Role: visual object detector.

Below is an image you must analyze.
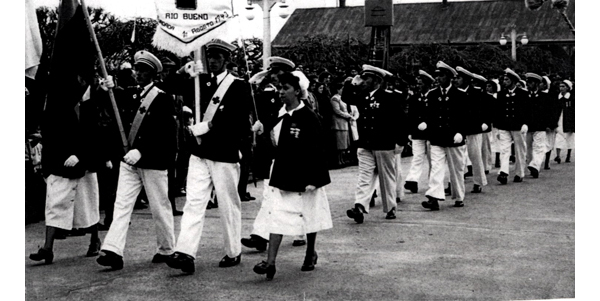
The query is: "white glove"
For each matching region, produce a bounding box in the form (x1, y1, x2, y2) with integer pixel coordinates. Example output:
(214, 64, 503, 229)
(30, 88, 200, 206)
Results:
(418, 122, 427, 131)
(521, 124, 528, 135)
(252, 120, 264, 135)
(184, 61, 203, 77)
(408, 135, 412, 141)
(481, 123, 488, 131)
(64, 155, 79, 167)
(123, 149, 142, 165)
(453, 133, 463, 144)
(351, 75, 363, 86)
(305, 185, 316, 192)
(191, 121, 210, 136)
(106, 161, 113, 169)
(99, 76, 115, 91)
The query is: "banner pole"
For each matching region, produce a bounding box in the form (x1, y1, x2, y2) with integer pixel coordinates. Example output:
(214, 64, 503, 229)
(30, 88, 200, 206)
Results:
(80, 0, 129, 154)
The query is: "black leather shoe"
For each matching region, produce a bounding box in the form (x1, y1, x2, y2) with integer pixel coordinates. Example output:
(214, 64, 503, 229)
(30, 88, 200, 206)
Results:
(485, 170, 489, 175)
(346, 204, 365, 224)
(396, 197, 401, 203)
(471, 184, 482, 193)
(404, 181, 418, 193)
(454, 201, 464, 207)
(385, 208, 396, 220)
(29, 248, 54, 264)
(219, 254, 241, 268)
(292, 240, 306, 247)
(565, 156, 571, 163)
(68, 228, 87, 237)
(444, 184, 451, 196)
(301, 251, 318, 272)
(166, 252, 195, 274)
(86, 238, 101, 257)
(254, 261, 276, 280)
(528, 166, 539, 178)
(544, 165, 551, 170)
(554, 156, 561, 164)
(513, 175, 523, 183)
(151, 253, 170, 263)
(96, 250, 123, 270)
(422, 197, 440, 211)
(241, 235, 268, 251)
(497, 172, 508, 185)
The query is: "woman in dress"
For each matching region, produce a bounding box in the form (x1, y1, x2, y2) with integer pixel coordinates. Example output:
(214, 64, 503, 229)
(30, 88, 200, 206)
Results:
(554, 80, 575, 163)
(253, 71, 333, 280)
(330, 83, 353, 166)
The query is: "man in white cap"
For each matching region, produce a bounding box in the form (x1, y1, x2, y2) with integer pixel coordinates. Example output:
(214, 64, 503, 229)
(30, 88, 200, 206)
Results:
(97, 50, 178, 270)
(420, 61, 468, 210)
(455, 66, 489, 193)
(541, 75, 561, 170)
(345, 64, 408, 222)
(166, 39, 252, 274)
(524, 73, 549, 178)
(403, 70, 435, 194)
(494, 68, 530, 184)
(471, 73, 494, 174)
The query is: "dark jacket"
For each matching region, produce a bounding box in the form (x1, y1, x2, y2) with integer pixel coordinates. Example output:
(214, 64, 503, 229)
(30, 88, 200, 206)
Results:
(462, 86, 492, 135)
(252, 85, 283, 179)
(527, 90, 551, 132)
(269, 105, 331, 192)
(424, 85, 468, 147)
(560, 91, 575, 133)
(406, 90, 430, 140)
(494, 87, 530, 131)
(188, 73, 252, 163)
(344, 87, 408, 150)
(541, 91, 562, 130)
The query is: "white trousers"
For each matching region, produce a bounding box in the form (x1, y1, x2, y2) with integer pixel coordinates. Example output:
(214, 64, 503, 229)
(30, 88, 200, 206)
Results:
(466, 134, 487, 186)
(395, 148, 404, 200)
(545, 130, 556, 153)
(175, 155, 242, 258)
(426, 145, 466, 201)
(354, 148, 397, 213)
(405, 139, 428, 183)
(497, 130, 527, 177)
(481, 132, 493, 171)
(102, 163, 175, 257)
(45, 172, 99, 230)
(527, 131, 547, 171)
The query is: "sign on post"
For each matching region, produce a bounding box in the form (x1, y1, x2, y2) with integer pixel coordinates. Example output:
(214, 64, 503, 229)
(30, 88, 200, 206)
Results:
(364, 0, 394, 27)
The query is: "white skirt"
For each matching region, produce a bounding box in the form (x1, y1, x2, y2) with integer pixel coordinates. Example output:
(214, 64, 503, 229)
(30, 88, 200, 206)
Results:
(555, 132, 575, 149)
(45, 172, 100, 230)
(264, 185, 333, 236)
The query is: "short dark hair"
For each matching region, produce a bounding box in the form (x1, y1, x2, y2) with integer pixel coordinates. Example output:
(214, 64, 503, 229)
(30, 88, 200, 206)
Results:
(278, 72, 301, 91)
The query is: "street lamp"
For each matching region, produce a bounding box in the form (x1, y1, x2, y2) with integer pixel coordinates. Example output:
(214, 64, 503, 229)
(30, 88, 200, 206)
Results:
(499, 25, 529, 61)
(245, 0, 290, 69)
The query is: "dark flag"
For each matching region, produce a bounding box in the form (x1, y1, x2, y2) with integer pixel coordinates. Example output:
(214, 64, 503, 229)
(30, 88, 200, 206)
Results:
(42, 0, 97, 179)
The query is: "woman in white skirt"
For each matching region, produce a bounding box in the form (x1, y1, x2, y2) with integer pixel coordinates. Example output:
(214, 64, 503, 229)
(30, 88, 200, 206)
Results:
(554, 80, 575, 163)
(253, 72, 332, 280)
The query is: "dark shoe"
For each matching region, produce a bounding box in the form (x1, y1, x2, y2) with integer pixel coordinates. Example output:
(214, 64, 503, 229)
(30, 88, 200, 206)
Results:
(166, 252, 195, 274)
(385, 208, 396, 220)
(172, 210, 183, 216)
(241, 235, 268, 252)
(497, 172, 508, 185)
(513, 175, 523, 183)
(554, 156, 561, 164)
(134, 200, 148, 210)
(96, 250, 123, 270)
(98, 223, 111, 231)
(544, 166, 551, 170)
(151, 253, 170, 263)
(510, 155, 515, 163)
(68, 228, 86, 237)
(404, 181, 418, 193)
(86, 238, 102, 257)
(301, 251, 318, 272)
(421, 197, 440, 211)
(346, 204, 365, 224)
(464, 166, 473, 178)
(565, 156, 571, 163)
(454, 201, 464, 207)
(245, 192, 256, 201)
(292, 240, 306, 247)
(253, 261, 276, 280)
(29, 248, 54, 264)
(471, 184, 482, 193)
(219, 254, 241, 268)
(485, 170, 489, 175)
(444, 184, 451, 196)
(396, 197, 401, 203)
(528, 166, 539, 178)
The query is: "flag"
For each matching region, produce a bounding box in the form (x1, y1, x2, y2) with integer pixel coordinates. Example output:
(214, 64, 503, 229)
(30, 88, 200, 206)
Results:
(25, 0, 43, 79)
(152, 0, 240, 56)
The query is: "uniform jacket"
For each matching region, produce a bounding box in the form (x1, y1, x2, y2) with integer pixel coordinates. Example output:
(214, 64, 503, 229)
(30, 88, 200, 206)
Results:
(462, 86, 492, 135)
(406, 90, 430, 140)
(344, 87, 408, 150)
(330, 94, 352, 130)
(424, 85, 468, 147)
(188, 73, 252, 163)
(269, 105, 331, 192)
(494, 87, 530, 131)
(541, 91, 562, 130)
(526, 90, 551, 132)
(560, 92, 575, 133)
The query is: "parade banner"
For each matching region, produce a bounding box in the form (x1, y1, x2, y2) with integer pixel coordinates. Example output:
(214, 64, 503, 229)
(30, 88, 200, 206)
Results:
(152, 0, 238, 56)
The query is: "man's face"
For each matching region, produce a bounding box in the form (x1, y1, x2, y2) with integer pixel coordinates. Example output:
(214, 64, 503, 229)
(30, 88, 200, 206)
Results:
(526, 80, 539, 92)
(435, 72, 450, 87)
(559, 83, 569, 94)
(486, 83, 495, 94)
(133, 63, 154, 86)
(456, 75, 467, 88)
(416, 78, 426, 93)
(297, 65, 304, 72)
(207, 51, 227, 74)
(350, 69, 358, 76)
(269, 70, 284, 86)
(502, 76, 513, 88)
(359, 75, 378, 92)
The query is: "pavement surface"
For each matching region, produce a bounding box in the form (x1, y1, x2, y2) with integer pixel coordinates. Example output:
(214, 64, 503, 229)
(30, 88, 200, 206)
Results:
(25, 154, 575, 301)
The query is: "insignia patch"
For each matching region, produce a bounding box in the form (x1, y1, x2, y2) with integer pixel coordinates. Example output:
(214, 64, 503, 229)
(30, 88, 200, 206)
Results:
(139, 106, 147, 114)
(212, 96, 220, 104)
(207, 82, 212, 87)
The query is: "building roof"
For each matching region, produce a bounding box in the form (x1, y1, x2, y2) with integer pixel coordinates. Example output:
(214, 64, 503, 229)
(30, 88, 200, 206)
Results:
(272, 0, 575, 48)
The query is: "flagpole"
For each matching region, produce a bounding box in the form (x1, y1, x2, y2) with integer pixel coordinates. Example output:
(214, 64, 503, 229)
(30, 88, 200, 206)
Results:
(80, 0, 129, 154)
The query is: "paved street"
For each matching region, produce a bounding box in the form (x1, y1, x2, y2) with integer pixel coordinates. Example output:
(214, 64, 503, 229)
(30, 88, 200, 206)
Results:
(25, 155, 575, 301)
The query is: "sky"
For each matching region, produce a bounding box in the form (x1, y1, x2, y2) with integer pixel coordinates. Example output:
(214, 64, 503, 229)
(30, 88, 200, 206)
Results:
(34, 0, 452, 40)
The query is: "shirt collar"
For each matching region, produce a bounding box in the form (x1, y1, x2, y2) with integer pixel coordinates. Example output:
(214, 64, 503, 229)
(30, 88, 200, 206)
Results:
(440, 84, 452, 94)
(278, 101, 305, 118)
(508, 86, 517, 93)
(457, 85, 469, 93)
(369, 88, 380, 98)
(559, 92, 571, 99)
(212, 71, 228, 85)
(141, 82, 154, 96)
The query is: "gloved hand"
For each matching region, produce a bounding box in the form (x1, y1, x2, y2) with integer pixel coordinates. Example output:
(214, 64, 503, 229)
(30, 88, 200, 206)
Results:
(481, 123, 488, 131)
(521, 124, 528, 135)
(191, 121, 210, 136)
(106, 161, 113, 169)
(305, 185, 316, 192)
(418, 122, 427, 131)
(184, 60, 203, 77)
(64, 155, 79, 167)
(99, 76, 115, 91)
(453, 133, 463, 144)
(252, 120, 264, 135)
(408, 135, 412, 141)
(123, 149, 142, 165)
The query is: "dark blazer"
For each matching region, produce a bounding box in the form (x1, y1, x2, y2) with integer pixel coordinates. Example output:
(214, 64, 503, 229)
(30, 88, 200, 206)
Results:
(188, 73, 252, 163)
(541, 91, 562, 130)
(527, 91, 551, 132)
(494, 87, 530, 131)
(560, 92, 575, 133)
(406, 90, 430, 140)
(345, 88, 408, 150)
(462, 86, 492, 135)
(269, 105, 331, 192)
(424, 85, 468, 147)
(252, 86, 283, 179)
